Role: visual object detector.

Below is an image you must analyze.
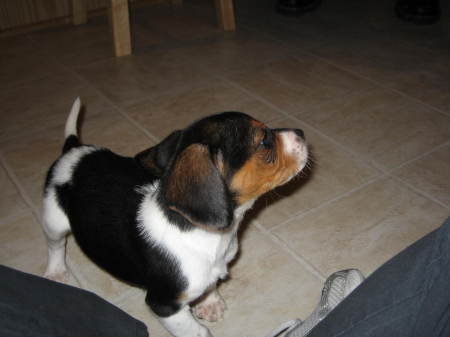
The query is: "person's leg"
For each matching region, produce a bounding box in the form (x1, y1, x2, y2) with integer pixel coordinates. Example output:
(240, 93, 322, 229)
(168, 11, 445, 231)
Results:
(307, 217, 450, 337)
(276, 0, 322, 16)
(396, 0, 441, 25)
(0, 265, 148, 337)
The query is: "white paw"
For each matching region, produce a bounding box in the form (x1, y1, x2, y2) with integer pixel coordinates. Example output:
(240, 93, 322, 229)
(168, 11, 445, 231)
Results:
(193, 292, 227, 322)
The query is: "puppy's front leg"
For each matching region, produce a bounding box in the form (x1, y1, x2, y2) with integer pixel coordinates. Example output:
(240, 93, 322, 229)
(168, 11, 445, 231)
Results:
(159, 306, 213, 337)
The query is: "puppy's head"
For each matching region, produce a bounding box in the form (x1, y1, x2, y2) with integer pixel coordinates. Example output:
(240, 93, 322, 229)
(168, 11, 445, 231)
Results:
(136, 112, 308, 231)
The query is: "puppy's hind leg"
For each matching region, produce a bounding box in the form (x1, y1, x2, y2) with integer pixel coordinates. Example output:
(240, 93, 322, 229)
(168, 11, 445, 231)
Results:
(42, 187, 71, 283)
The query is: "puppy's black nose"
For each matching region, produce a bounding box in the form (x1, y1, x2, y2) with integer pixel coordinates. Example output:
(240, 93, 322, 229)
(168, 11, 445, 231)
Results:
(294, 129, 305, 140)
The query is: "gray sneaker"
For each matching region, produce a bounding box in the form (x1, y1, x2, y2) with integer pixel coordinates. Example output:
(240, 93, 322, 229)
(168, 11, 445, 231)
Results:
(265, 269, 365, 337)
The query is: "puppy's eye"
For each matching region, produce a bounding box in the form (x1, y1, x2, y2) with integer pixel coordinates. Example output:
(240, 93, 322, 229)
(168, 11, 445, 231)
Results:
(259, 130, 273, 149)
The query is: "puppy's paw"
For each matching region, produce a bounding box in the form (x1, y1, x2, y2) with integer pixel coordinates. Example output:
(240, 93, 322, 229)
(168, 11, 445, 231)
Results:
(193, 291, 226, 322)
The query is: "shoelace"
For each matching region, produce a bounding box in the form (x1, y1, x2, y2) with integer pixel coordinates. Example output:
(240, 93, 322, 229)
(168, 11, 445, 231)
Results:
(259, 269, 365, 337)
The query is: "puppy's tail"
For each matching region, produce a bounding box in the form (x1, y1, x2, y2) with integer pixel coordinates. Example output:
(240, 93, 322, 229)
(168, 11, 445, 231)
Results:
(63, 97, 82, 153)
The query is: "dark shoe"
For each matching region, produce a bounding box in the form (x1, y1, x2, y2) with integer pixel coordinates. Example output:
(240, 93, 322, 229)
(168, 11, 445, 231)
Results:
(396, 0, 441, 24)
(276, 0, 322, 16)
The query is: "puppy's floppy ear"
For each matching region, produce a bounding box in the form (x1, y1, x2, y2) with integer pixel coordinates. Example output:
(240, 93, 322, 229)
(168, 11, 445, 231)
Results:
(135, 130, 182, 177)
(162, 144, 233, 230)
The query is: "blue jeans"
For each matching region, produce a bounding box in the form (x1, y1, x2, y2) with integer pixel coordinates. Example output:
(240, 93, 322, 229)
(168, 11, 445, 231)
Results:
(308, 217, 450, 337)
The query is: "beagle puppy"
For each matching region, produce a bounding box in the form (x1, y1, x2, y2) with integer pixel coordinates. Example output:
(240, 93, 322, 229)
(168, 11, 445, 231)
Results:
(42, 98, 308, 337)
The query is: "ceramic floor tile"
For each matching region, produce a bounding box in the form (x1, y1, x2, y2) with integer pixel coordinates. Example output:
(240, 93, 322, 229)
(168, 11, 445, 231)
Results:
(0, 165, 29, 220)
(273, 177, 450, 277)
(30, 15, 167, 69)
(29, 22, 115, 68)
(227, 56, 375, 115)
(0, 108, 154, 211)
(0, 35, 35, 56)
(115, 289, 172, 337)
(76, 50, 210, 107)
(207, 225, 322, 337)
(125, 82, 282, 139)
(392, 144, 450, 207)
(310, 36, 450, 112)
(0, 129, 62, 214)
(308, 34, 447, 87)
(0, 35, 66, 89)
(80, 109, 156, 157)
(239, 7, 340, 51)
(0, 74, 113, 142)
(388, 61, 450, 114)
(297, 87, 450, 170)
(248, 117, 380, 229)
(0, 212, 47, 277)
(172, 30, 295, 75)
(135, 5, 221, 41)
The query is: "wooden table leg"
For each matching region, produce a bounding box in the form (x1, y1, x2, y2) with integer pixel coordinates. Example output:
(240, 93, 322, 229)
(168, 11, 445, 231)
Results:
(215, 0, 235, 31)
(71, 0, 87, 25)
(109, 0, 132, 57)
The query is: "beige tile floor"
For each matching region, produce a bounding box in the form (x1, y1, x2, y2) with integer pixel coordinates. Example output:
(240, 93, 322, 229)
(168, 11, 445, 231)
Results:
(1, 1, 449, 336)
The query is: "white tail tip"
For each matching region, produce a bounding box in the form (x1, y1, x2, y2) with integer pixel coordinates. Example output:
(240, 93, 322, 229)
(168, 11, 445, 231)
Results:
(65, 97, 81, 139)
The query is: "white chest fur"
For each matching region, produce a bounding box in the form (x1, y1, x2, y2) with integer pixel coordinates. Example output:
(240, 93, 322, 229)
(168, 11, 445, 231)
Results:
(137, 184, 253, 304)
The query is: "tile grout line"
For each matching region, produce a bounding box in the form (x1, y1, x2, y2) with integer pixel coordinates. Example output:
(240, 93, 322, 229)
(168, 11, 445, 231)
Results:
(299, 51, 450, 118)
(386, 140, 450, 174)
(240, 21, 450, 118)
(268, 139, 450, 230)
(218, 76, 450, 215)
(56, 65, 162, 144)
(217, 74, 388, 174)
(253, 220, 326, 282)
(268, 174, 387, 232)
(0, 209, 32, 226)
(0, 153, 42, 225)
(389, 174, 450, 211)
(26, 30, 163, 144)
(284, 113, 388, 174)
(65, 257, 84, 289)
(111, 287, 144, 306)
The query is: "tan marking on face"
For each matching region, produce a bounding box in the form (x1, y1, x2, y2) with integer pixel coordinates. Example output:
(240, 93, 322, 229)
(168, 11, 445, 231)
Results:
(251, 120, 266, 129)
(230, 132, 300, 204)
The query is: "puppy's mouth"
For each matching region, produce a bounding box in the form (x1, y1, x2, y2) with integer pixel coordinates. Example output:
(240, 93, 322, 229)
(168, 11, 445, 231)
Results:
(278, 130, 309, 182)
(293, 141, 309, 177)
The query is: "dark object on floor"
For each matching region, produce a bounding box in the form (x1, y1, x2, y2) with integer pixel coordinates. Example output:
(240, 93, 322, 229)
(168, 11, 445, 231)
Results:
(396, 0, 441, 24)
(276, 0, 322, 16)
(0, 265, 148, 337)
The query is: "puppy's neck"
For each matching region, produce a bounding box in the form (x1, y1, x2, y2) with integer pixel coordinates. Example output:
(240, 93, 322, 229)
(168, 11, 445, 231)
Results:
(137, 182, 254, 235)
(233, 199, 255, 226)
